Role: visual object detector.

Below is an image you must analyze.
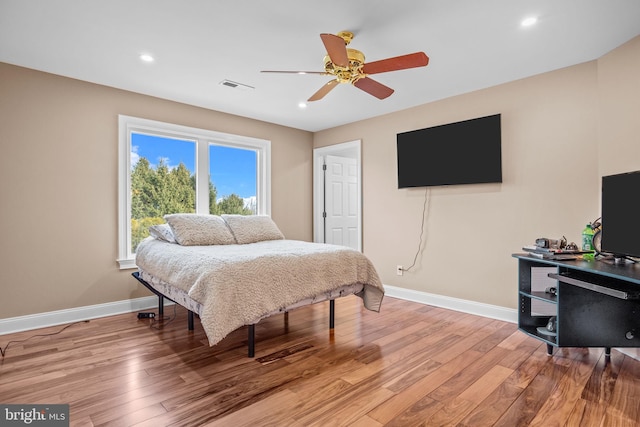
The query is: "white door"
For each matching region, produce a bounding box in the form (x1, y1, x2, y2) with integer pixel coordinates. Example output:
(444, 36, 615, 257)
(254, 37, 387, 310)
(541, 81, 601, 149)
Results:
(324, 155, 359, 250)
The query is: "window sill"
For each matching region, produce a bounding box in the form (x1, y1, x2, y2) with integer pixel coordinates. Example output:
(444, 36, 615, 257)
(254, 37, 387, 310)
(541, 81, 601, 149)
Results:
(117, 258, 138, 270)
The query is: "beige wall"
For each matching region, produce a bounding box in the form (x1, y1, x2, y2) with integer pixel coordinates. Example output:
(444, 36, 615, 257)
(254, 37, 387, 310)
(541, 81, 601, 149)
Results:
(0, 63, 313, 318)
(597, 36, 640, 177)
(314, 36, 640, 309)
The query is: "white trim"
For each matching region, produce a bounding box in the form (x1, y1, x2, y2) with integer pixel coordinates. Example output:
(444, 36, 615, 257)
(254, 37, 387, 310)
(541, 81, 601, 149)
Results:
(117, 258, 138, 270)
(117, 115, 133, 268)
(0, 288, 514, 337)
(117, 115, 271, 269)
(383, 284, 518, 323)
(313, 154, 325, 243)
(313, 140, 362, 251)
(5, 291, 638, 361)
(0, 296, 170, 335)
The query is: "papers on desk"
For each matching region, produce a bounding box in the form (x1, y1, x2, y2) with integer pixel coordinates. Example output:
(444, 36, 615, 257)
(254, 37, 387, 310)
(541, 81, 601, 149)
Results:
(522, 246, 581, 260)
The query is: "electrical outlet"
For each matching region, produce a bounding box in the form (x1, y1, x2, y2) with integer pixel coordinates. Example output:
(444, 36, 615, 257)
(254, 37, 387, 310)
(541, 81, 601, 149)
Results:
(137, 312, 155, 319)
(396, 265, 403, 276)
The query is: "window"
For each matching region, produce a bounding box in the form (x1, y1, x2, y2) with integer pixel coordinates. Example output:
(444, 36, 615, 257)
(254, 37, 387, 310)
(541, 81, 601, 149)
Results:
(118, 115, 271, 269)
(209, 144, 258, 215)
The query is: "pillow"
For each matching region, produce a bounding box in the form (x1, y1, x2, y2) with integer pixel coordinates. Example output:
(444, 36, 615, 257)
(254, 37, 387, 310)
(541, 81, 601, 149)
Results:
(148, 223, 176, 243)
(164, 214, 236, 246)
(222, 215, 285, 244)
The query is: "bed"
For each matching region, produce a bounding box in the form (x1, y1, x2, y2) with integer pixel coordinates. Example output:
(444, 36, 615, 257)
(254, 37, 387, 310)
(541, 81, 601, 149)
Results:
(133, 213, 385, 357)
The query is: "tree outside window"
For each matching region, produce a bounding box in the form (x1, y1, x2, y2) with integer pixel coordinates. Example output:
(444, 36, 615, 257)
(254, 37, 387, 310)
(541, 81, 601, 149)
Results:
(118, 115, 271, 268)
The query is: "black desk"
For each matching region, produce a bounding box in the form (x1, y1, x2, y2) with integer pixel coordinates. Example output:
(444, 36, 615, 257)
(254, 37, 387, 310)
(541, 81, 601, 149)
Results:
(513, 254, 640, 356)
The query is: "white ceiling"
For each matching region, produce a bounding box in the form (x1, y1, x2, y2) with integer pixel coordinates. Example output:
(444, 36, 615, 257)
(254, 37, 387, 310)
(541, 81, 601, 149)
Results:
(1, 0, 639, 132)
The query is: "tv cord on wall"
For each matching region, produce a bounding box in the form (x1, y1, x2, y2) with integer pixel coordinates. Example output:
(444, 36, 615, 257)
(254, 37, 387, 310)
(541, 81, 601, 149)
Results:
(0, 320, 89, 358)
(403, 187, 431, 273)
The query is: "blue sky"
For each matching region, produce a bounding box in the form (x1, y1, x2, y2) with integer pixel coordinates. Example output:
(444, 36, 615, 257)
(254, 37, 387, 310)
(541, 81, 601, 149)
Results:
(131, 133, 256, 198)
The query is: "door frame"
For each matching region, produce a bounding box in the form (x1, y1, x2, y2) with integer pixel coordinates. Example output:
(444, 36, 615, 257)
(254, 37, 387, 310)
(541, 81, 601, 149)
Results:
(313, 140, 362, 252)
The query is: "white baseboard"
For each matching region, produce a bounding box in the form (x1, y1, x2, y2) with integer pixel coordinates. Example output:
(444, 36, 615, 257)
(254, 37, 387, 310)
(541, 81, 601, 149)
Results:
(1, 286, 515, 336)
(1, 287, 516, 336)
(5, 288, 636, 361)
(0, 296, 167, 335)
(383, 284, 518, 324)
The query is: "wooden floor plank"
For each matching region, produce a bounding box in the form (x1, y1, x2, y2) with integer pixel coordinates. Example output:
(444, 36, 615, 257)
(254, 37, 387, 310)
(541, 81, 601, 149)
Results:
(492, 355, 571, 427)
(457, 364, 514, 404)
(605, 352, 640, 423)
(203, 389, 301, 427)
(457, 381, 526, 427)
(0, 296, 638, 426)
(527, 347, 603, 427)
(366, 347, 487, 424)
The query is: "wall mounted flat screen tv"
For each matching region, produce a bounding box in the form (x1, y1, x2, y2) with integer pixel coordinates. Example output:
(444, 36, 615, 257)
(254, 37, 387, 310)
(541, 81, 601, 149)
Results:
(600, 170, 640, 260)
(397, 114, 502, 188)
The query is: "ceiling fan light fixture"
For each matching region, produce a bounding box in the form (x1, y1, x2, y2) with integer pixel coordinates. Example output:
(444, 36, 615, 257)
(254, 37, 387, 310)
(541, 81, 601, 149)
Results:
(263, 30, 429, 101)
(322, 48, 365, 84)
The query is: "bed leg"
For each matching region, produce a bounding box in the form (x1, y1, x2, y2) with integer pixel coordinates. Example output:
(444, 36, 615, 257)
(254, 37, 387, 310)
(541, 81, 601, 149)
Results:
(188, 311, 194, 330)
(158, 295, 164, 318)
(248, 324, 255, 358)
(329, 299, 335, 329)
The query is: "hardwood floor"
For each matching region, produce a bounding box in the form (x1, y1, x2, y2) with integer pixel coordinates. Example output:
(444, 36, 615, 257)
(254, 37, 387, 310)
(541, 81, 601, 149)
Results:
(1, 296, 639, 426)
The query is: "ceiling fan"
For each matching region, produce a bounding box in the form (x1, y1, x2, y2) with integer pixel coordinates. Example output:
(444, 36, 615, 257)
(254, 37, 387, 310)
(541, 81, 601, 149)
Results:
(261, 31, 429, 101)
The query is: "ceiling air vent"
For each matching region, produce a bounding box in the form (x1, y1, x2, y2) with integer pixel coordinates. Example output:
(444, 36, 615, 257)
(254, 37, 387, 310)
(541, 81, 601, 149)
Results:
(219, 79, 254, 91)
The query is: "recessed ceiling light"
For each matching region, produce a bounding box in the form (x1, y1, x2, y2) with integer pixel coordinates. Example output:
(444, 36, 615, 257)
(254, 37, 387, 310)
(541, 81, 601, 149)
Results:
(298, 102, 307, 109)
(521, 16, 538, 27)
(139, 53, 155, 63)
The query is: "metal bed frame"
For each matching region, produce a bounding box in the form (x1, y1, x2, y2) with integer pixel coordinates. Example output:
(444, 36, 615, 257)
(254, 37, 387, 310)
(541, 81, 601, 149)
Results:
(132, 271, 335, 357)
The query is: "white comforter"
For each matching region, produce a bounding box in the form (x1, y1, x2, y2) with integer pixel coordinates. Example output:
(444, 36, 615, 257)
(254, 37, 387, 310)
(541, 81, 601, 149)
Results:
(135, 238, 384, 346)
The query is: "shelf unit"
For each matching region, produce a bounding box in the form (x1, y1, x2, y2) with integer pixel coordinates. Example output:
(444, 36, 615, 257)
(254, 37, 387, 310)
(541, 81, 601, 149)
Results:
(514, 254, 640, 356)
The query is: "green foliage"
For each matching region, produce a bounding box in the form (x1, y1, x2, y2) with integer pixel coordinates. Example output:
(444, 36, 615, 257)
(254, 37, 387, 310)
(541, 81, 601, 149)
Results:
(209, 180, 220, 215)
(130, 156, 253, 251)
(218, 193, 253, 215)
(131, 216, 164, 252)
(131, 157, 196, 219)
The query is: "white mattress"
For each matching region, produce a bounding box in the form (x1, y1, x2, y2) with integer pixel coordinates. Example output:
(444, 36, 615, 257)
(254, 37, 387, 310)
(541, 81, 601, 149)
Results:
(139, 269, 364, 321)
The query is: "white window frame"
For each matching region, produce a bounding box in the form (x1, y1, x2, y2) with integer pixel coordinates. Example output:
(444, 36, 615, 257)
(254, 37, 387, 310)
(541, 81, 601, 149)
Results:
(117, 115, 271, 269)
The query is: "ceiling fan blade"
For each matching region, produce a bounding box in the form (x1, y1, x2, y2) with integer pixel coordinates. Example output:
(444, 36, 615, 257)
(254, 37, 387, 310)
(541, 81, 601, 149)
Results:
(261, 70, 327, 75)
(362, 52, 429, 75)
(353, 77, 394, 99)
(320, 33, 349, 68)
(308, 80, 340, 101)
